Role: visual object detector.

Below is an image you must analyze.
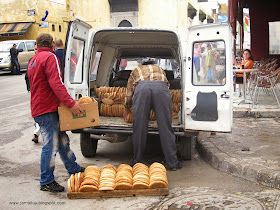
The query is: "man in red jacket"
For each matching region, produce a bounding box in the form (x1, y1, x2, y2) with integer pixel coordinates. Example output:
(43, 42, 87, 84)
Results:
(28, 33, 85, 192)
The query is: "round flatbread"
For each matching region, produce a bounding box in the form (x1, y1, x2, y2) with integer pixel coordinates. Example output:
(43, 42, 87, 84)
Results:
(78, 96, 92, 104)
(79, 185, 98, 192)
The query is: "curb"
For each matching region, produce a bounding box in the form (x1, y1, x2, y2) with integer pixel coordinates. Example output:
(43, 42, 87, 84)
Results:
(233, 108, 280, 118)
(196, 132, 280, 189)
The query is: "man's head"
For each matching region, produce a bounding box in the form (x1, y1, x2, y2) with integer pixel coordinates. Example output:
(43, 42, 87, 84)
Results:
(55, 39, 64, 49)
(141, 57, 156, 65)
(34, 43, 38, 54)
(12, 44, 16, 49)
(36, 33, 53, 49)
(207, 44, 212, 49)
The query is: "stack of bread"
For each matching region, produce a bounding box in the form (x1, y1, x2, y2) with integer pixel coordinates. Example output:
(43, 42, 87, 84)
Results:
(68, 163, 168, 193)
(132, 163, 150, 189)
(99, 164, 117, 191)
(68, 172, 84, 192)
(149, 162, 168, 189)
(170, 89, 181, 119)
(114, 164, 133, 190)
(79, 166, 100, 192)
(94, 86, 126, 103)
(95, 86, 181, 122)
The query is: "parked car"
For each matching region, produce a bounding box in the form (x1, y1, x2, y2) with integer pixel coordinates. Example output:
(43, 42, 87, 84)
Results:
(0, 40, 36, 73)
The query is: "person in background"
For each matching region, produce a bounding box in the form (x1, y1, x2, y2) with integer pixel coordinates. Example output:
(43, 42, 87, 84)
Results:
(27, 33, 85, 192)
(235, 49, 254, 83)
(10, 44, 21, 75)
(200, 46, 207, 78)
(205, 44, 216, 83)
(25, 43, 40, 143)
(54, 39, 65, 79)
(193, 43, 201, 81)
(123, 57, 182, 171)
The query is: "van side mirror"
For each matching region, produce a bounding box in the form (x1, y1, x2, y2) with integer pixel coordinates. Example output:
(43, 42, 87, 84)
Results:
(18, 49, 23, 52)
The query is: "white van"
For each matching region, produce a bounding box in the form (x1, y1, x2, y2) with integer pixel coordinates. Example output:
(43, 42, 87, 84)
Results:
(63, 19, 233, 159)
(0, 40, 36, 73)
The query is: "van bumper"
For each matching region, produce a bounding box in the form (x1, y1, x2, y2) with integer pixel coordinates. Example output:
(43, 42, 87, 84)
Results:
(80, 127, 198, 137)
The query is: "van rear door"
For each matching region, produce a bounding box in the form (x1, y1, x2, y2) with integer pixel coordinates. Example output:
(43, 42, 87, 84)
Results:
(64, 19, 92, 99)
(183, 23, 233, 132)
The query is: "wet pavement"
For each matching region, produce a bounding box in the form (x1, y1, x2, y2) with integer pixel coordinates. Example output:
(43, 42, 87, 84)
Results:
(1, 73, 280, 209)
(197, 86, 280, 192)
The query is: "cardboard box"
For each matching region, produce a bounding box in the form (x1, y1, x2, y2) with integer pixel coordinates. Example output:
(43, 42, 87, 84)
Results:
(58, 98, 100, 131)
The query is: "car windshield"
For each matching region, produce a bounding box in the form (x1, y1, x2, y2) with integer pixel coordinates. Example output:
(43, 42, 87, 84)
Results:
(0, 43, 16, 52)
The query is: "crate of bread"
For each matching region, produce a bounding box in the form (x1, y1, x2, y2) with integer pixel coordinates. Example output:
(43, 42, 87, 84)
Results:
(67, 162, 169, 199)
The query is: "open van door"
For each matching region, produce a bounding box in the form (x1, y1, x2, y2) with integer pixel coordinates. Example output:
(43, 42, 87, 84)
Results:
(64, 19, 92, 99)
(184, 23, 233, 132)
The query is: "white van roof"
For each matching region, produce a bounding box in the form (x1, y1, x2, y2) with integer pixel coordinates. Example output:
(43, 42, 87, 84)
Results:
(91, 28, 180, 58)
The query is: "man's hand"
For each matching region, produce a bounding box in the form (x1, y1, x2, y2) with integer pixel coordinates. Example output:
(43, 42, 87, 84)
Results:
(69, 101, 85, 116)
(123, 109, 130, 120)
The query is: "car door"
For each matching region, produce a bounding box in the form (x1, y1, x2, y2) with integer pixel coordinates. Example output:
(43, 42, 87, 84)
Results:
(25, 41, 35, 62)
(183, 23, 233, 132)
(17, 42, 28, 69)
(64, 19, 92, 99)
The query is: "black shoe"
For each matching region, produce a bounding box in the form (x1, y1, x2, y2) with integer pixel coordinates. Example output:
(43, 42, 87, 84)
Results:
(40, 181, 64, 192)
(168, 162, 182, 171)
(79, 167, 85, 173)
(32, 134, 38, 143)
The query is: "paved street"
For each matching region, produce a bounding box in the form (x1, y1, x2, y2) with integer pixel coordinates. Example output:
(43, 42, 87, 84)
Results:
(1, 72, 280, 209)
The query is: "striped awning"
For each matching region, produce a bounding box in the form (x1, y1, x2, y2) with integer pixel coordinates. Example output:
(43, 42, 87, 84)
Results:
(0, 22, 33, 36)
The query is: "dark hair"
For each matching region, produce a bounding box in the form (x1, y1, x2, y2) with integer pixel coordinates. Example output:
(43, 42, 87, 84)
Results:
(36, 33, 53, 49)
(207, 44, 211, 48)
(243, 49, 254, 61)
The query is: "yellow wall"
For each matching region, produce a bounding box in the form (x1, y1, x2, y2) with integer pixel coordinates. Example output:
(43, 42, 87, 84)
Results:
(0, 0, 210, 42)
(138, 0, 190, 34)
(70, 0, 110, 28)
(0, 0, 110, 42)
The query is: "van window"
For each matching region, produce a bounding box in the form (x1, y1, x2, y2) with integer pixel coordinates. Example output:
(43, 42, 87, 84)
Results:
(116, 58, 178, 73)
(110, 58, 180, 88)
(70, 38, 84, 84)
(26, 41, 35, 51)
(90, 51, 102, 81)
(192, 40, 226, 86)
(17, 42, 26, 51)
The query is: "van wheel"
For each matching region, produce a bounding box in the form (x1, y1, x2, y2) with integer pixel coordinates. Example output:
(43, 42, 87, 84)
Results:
(176, 136, 193, 160)
(80, 131, 98, 157)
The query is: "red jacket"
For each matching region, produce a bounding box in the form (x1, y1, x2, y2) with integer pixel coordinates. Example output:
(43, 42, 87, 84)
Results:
(27, 47, 75, 118)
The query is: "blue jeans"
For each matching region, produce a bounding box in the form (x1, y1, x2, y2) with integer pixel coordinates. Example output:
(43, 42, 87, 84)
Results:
(194, 57, 200, 81)
(34, 112, 81, 185)
(11, 57, 20, 74)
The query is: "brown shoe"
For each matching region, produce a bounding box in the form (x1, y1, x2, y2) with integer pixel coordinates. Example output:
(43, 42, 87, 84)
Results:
(32, 134, 38, 143)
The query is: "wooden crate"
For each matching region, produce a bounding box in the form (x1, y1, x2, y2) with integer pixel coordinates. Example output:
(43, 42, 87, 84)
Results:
(67, 188, 169, 199)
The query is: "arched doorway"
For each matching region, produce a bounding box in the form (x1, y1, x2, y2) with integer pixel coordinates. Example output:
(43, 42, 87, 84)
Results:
(118, 20, 133, 27)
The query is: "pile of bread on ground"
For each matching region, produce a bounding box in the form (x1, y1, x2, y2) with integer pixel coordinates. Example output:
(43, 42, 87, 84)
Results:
(68, 162, 168, 192)
(94, 86, 181, 123)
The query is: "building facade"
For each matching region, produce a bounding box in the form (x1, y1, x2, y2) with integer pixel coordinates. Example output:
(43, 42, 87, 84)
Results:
(0, 0, 110, 41)
(0, 0, 213, 42)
